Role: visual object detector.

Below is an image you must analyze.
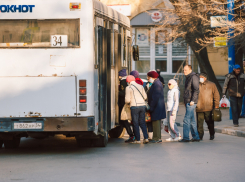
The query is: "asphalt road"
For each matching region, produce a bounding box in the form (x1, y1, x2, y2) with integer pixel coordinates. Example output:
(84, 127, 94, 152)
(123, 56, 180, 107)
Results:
(0, 130, 245, 182)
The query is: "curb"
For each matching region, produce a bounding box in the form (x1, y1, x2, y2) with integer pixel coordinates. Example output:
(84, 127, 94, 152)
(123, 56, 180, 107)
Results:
(176, 122, 245, 138)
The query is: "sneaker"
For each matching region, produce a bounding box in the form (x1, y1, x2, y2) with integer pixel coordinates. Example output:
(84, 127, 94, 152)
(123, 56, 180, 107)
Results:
(149, 140, 159, 143)
(166, 138, 174, 142)
(210, 135, 215, 140)
(178, 139, 190, 142)
(157, 139, 162, 143)
(191, 138, 200, 142)
(131, 140, 141, 144)
(234, 124, 239, 127)
(143, 139, 149, 144)
(174, 137, 180, 141)
(125, 136, 135, 143)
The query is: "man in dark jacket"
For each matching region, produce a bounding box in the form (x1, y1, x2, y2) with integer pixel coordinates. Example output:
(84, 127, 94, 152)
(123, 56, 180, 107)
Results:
(118, 69, 135, 142)
(196, 72, 220, 140)
(223, 64, 245, 127)
(147, 71, 166, 143)
(179, 65, 200, 142)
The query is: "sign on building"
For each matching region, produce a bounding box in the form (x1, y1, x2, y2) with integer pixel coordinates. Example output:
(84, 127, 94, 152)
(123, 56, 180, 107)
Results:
(151, 11, 163, 22)
(136, 29, 149, 46)
(214, 37, 227, 47)
(210, 16, 227, 28)
(108, 4, 131, 16)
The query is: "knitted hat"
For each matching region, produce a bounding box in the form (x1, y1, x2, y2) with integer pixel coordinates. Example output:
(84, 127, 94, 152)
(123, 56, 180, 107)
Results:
(135, 78, 143, 85)
(200, 72, 207, 78)
(118, 69, 127, 77)
(126, 75, 135, 83)
(168, 79, 178, 86)
(130, 70, 139, 78)
(147, 71, 159, 78)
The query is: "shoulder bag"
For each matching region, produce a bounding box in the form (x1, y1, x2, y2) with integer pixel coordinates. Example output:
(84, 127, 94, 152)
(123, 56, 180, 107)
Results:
(132, 85, 150, 111)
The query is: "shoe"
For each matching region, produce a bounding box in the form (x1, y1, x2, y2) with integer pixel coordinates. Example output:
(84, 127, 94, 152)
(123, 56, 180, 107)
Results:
(174, 137, 180, 141)
(234, 124, 239, 127)
(210, 135, 215, 140)
(131, 140, 141, 144)
(166, 138, 174, 142)
(125, 136, 135, 143)
(143, 139, 149, 144)
(149, 140, 161, 143)
(191, 138, 200, 142)
(178, 139, 190, 142)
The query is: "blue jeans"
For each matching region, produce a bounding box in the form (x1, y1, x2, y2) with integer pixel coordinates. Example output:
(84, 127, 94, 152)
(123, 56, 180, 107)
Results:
(183, 103, 200, 140)
(241, 95, 245, 117)
(131, 106, 148, 141)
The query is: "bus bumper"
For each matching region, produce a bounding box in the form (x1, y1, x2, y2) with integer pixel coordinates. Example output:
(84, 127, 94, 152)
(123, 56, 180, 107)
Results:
(0, 117, 95, 132)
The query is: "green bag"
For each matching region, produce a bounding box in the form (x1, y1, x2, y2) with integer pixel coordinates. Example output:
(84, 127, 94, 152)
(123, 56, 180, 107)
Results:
(212, 108, 222, 122)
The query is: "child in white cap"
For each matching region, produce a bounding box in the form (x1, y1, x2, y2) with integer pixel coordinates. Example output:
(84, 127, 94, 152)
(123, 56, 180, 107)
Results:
(166, 79, 181, 141)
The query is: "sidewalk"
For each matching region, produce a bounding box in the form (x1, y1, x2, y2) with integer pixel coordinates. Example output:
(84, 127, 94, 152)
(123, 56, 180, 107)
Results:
(175, 104, 245, 138)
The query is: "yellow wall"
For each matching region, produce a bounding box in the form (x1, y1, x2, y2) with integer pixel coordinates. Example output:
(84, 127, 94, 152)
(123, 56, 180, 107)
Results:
(207, 45, 228, 76)
(100, 0, 166, 19)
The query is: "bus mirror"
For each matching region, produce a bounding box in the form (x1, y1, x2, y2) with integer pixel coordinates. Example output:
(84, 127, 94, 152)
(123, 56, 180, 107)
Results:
(133, 45, 139, 61)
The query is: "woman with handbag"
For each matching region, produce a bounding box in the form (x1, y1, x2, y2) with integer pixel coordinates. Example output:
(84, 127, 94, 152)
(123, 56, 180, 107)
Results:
(125, 75, 149, 144)
(147, 71, 166, 143)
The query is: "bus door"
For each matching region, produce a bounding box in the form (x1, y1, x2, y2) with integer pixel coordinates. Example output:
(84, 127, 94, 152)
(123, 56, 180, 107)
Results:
(97, 26, 112, 134)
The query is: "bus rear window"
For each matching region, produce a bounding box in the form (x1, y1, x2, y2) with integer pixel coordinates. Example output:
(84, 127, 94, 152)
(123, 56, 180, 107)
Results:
(0, 19, 80, 48)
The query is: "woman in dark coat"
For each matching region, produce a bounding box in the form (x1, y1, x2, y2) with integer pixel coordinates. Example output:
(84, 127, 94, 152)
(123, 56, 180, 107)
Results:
(147, 71, 166, 143)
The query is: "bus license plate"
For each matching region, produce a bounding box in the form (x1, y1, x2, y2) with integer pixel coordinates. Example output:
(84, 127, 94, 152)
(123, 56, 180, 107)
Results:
(14, 123, 42, 129)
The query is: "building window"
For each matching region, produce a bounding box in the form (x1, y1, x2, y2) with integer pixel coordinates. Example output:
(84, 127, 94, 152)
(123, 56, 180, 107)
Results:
(172, 37, 187, 73)
(135, 57, 150, 73)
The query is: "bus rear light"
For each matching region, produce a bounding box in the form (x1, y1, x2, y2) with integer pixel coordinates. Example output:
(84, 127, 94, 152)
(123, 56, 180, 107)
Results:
(72, 5, 78, 8)
(79, 96, 87, 103)
(79, 80, 86, 87)
(79, 88, 86, 95)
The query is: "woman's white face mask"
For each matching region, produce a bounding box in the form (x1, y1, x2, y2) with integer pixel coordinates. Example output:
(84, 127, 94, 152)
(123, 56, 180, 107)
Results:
(149, 78, 154, 83)
(200, 78, 204, 83)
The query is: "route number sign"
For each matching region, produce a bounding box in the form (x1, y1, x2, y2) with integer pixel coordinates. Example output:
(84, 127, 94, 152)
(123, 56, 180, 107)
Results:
(51, 35, 68, 47)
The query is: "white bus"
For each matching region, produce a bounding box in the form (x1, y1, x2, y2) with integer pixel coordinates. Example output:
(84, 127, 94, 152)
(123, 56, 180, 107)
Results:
(0, 0, 133, 148)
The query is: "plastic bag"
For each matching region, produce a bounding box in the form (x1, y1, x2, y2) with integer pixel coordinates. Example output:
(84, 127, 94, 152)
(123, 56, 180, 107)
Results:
(121, 104, 132, 121)
(219, 96, 230, 108)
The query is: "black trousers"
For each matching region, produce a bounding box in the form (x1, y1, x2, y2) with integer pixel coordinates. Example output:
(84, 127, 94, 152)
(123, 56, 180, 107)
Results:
(196, 111, 215, 139)
(230, 96, 243, 125)
(147, 122, 153, 132)
(119, 106, 134, 137)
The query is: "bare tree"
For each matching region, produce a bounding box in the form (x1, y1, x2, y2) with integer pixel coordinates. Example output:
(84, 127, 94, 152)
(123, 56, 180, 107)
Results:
(153, 0, 245, 95)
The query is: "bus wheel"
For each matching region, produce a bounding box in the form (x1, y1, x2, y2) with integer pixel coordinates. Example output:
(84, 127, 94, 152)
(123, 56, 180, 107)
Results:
(109, 126, 125, 138)
(76, 138, 92, 148)
(4, 137, 21, 149)
(0, 140, 3, 149)
(93, 133, 108, 147)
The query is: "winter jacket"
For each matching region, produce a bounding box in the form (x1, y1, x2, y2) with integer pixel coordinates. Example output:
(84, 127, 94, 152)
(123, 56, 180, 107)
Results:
(125, 81, 147, 107)
(167, 86, 179, 112)
(196, 80, 220, 112)
(184, 72, 199, 105)
(118, 76, 127, 108)
(147, 78, 166, 120)
(222, 71, 245, 97)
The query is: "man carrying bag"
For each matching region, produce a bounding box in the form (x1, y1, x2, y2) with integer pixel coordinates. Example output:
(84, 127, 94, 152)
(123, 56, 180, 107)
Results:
(196, 72, 220, 140)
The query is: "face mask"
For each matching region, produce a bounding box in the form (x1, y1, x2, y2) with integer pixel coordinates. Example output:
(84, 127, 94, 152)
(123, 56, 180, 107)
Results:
(200, 78, 204, 83)
(149, 78, 154, 83)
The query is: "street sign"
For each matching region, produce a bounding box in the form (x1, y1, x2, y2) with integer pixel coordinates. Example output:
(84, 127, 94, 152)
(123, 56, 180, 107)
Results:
(210, 16, 227, 28)
(214, 37, 227, 47)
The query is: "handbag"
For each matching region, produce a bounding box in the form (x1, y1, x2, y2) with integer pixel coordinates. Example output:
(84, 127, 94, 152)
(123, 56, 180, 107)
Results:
(145, 111, 151, 122)
(212, 108, 222, 122)
(131, 85, 150, 111)
(121, 104, 132, 121)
